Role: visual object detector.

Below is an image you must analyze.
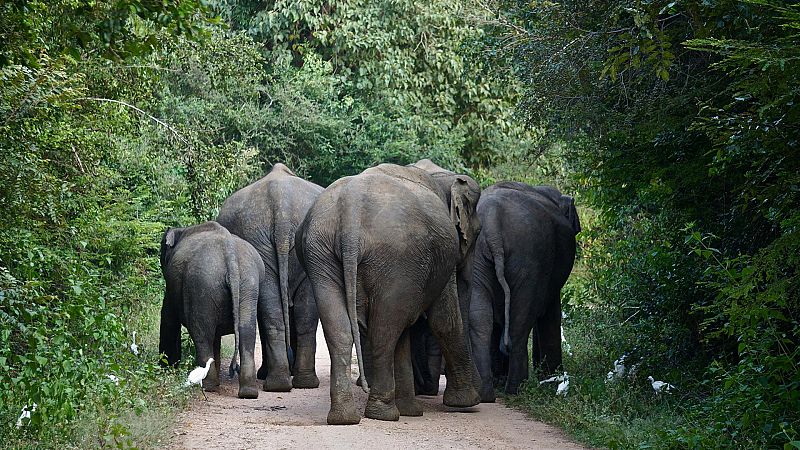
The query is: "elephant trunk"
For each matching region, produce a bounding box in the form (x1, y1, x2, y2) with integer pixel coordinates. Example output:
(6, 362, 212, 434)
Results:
(224, 233, 241, 377)
(488, 237, 511, 355)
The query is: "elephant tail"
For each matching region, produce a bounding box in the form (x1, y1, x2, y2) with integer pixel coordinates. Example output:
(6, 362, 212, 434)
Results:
(224, 232, 241, 378)
(342, 212, 369, 394)
(276, 234, 292, 364)
(488, 237, 512, 355)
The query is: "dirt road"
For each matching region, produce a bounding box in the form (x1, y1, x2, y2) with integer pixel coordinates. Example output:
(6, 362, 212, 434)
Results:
(170, 327, 583, 449)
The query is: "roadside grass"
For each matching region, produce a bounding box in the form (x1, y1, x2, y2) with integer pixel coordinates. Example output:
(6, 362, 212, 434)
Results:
(3, 270, 195, 449)
(506, 368, 687, 449)
(68, 298, 194, 450)
(501, 300, 692, 449)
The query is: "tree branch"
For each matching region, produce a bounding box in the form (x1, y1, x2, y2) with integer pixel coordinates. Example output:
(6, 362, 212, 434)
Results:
(76, 97, 190, 145)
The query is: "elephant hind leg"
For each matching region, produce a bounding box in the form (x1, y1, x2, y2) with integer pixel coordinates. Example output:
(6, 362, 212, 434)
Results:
(312, 276, 361, 425)
(291, 283, 320, 389)
(258, 277, 292, 392)
(191, 335, 217, 392)
(534, 290, 563, 377)
(469, 278, 497, 403)
(504, 326, 531, 395)
(394, 329, 422, 417)
(209, 332, 222, 389)
(428, 274, 480, 408)
(363, 317, 403, 422)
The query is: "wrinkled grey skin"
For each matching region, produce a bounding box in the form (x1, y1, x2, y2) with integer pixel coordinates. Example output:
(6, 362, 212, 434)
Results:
(406, 160, 476, 396)
(469, 182, 580, 402)
(159, 221, 260, 399)
(217, 163, 323, 391)
(296, 160, 482, 424)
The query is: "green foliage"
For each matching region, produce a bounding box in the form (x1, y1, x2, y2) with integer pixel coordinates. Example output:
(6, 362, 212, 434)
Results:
(1, 0, 532, 445)
(213, 0, 531, 166)
(477, 0, 800, 446)
(0, 0, 215, 67)
(509, 301, 687, 449)
(0, 4, 216, 446)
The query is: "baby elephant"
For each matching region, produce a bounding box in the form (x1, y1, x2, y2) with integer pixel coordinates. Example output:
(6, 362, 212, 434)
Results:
(158, 221, 260, 399)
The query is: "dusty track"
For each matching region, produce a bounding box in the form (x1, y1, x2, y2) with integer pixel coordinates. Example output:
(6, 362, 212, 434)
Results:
(170, 327, 583, 449)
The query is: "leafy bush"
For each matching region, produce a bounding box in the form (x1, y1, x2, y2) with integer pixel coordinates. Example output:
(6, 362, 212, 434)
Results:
(476, 0, 800, 446)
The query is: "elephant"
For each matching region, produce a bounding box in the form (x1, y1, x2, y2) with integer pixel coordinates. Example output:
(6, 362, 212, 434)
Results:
(295, 160, 483, 424)
(468, 182, 580, 402)
(158, 221, 260, 399)
(405, 160, 476, 396)
(216, 163, 324, 391)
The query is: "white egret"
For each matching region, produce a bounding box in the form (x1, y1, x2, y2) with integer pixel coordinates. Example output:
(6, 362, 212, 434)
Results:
(15, 403, 37, 428)
(540, 372, 570, 396)
(130, 331, 139, 356)
(556, 374, 570, 397)
(647, 375, 675, 393)
(560, 326, 573, 356)
(606, 354, 627, 383)
(539, 372, 567, 385)
(186, 357, 215, 400)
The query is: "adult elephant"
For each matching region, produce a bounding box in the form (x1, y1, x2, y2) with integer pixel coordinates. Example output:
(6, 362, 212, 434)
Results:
(296, 161, 482, 424)
(406, 160, 476, 396)
(469, 182, 580, 402)
(158, 221, 260, 399)
(217, 163, 323, 391)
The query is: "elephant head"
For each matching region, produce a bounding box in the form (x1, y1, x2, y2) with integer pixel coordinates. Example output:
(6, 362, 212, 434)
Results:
(449, 176, 481, 260)
(160, 222, 225, 274)
(490, 181, 581, 235)
(410, 159, 481, 261)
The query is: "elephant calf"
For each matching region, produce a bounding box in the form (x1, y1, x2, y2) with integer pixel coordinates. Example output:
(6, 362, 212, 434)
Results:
(158, 221, 261, 399)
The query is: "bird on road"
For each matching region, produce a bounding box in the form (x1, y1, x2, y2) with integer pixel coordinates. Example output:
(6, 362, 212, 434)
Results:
(647, 375, 675, 394)
(130, 331, 139, 356)
(186, 357, 215, 400)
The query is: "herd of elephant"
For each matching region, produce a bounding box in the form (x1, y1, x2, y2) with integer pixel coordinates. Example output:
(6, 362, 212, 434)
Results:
(158, 160, 580, 425)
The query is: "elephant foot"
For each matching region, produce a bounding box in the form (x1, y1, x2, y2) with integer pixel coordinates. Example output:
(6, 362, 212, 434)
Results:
(479, 385, 496, 403)
(443, 385, 480, 408)
(263, 374, 292, 392)
(396, 397, 423, 417)
(327, 408, 361, 425)
(365, 396, 400, 421)
(238, 384, 259, 399)
(292, 372, 320, 389)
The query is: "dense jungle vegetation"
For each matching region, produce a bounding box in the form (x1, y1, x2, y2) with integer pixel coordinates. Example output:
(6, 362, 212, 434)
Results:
(1, 0, 797, 448)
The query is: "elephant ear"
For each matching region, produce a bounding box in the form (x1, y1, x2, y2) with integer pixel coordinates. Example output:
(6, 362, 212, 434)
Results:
(164, 228, 177, 247)
(559, 195, 581, 234)
(450, 177, 478, 257)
